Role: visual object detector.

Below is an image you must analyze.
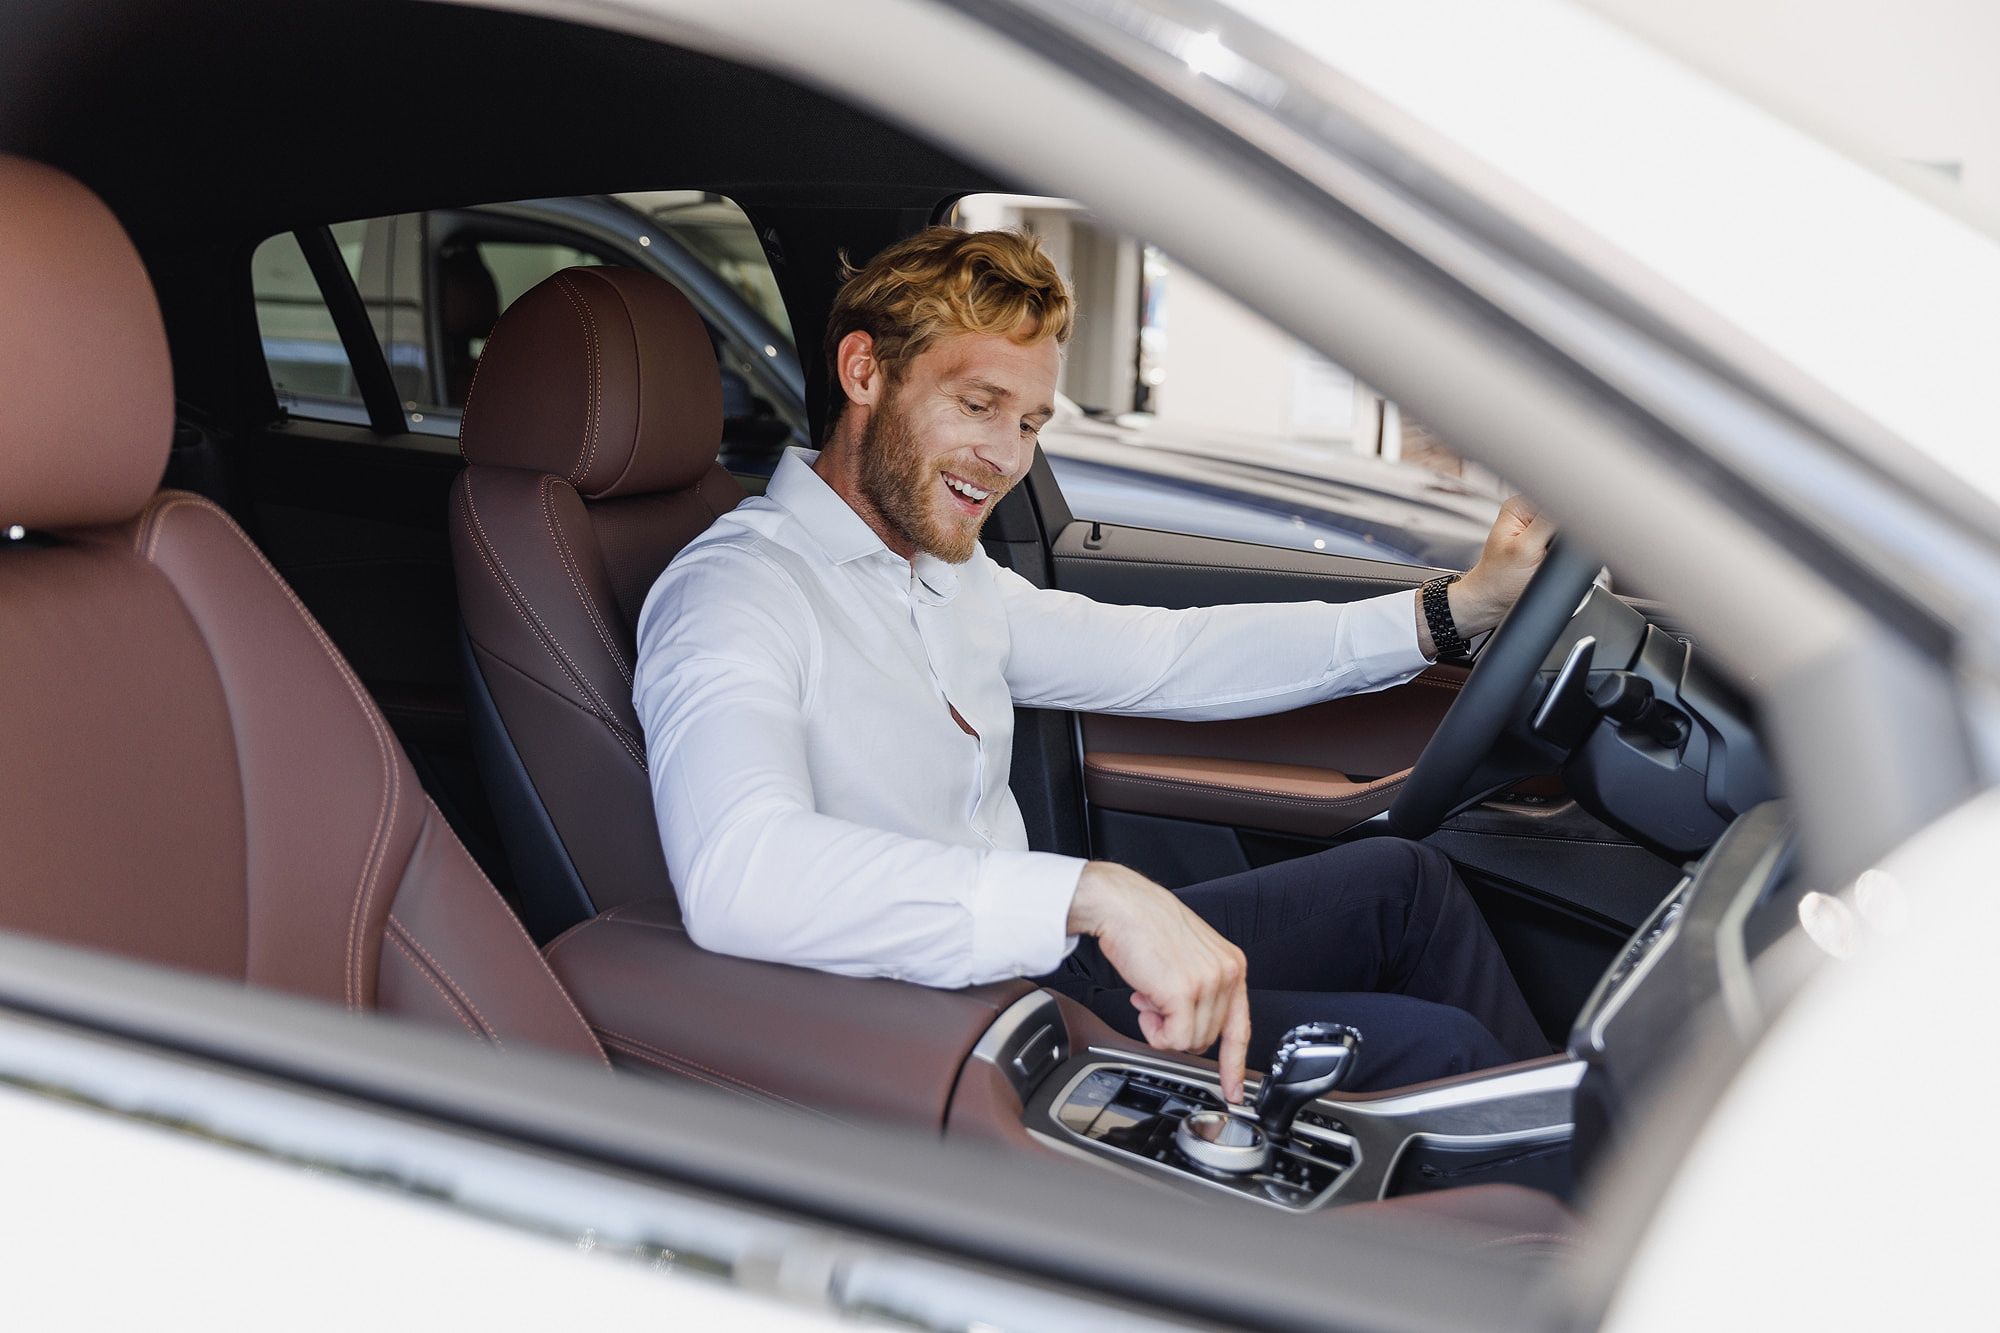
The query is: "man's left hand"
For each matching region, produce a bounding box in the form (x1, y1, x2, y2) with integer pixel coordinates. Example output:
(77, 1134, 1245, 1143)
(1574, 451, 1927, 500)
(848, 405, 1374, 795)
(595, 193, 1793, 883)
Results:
(1449, 495, 1556, 638)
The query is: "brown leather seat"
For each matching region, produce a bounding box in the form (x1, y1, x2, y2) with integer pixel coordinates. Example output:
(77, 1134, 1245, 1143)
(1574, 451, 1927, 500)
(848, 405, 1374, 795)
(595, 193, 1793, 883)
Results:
(448, 265, 746, 936)
(0, 154, 608, 1067)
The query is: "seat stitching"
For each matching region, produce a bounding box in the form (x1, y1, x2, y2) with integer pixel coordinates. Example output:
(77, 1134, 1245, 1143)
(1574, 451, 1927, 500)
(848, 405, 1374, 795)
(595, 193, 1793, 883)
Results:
(585, 271, 660, 500)
(1084, 762, 1408, 807)
(388, 914, 503, 1047)
(459, 477, 646, 766)
(461, 478, 644, 761)
(385, 934, 488, 1041)
(538, 903, 642, 970)
(540, 911, 609, 970)
(539, 474, 633, 687)
(138, 494, 398, 1011)
(466, 638, 649, 772)
(552, 273, 603, 487)
(595, 1033, 809, 1115)
(593, 1024, 843, 1122)
(421, 803, 614, 1069)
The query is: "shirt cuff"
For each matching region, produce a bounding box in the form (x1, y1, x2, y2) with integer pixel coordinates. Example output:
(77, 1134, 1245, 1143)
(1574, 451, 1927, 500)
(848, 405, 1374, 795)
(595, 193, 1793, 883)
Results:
(967, 849, 1088, 981)
(1331, 588, 1434, 686)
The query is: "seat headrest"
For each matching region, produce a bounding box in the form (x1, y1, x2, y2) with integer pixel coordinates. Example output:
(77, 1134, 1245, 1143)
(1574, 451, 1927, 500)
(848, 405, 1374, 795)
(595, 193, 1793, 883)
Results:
(0, 155, 172, 530)
(458, 266, 724, 499)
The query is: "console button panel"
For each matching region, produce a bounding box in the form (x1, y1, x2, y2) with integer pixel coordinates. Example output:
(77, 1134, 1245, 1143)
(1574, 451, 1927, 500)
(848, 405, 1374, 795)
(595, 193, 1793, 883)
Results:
(1046, 1064, 1355, 1210)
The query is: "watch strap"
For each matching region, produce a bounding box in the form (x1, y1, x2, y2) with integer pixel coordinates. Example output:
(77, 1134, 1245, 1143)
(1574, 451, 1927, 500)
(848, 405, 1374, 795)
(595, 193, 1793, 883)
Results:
(1421, 574, 1472, 662)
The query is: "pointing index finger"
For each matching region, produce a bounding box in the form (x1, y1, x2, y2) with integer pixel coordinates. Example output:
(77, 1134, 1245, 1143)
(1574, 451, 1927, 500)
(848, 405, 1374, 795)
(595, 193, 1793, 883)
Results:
(1217, 985, 1252, 1105)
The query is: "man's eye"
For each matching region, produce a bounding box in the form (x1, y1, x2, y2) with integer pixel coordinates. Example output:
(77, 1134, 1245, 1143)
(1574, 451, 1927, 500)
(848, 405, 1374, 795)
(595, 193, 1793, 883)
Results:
(961, 398, 989, 415)
(1020, 421, 1040, 437)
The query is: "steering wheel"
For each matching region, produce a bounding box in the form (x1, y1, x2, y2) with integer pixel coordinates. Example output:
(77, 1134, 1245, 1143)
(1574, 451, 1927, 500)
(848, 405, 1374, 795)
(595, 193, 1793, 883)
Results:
(1387, 540, 1604, 839)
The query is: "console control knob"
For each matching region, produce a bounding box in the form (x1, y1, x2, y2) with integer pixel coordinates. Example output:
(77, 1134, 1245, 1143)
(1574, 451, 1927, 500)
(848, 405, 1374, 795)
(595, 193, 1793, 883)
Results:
(1255, 1023, 1362, 1140)
(1174, 1109, 1270, 1175)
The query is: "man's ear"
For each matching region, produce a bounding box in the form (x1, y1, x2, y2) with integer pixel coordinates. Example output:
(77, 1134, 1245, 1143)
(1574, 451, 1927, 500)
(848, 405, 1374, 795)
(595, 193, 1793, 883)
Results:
(836, 330, 885, 408)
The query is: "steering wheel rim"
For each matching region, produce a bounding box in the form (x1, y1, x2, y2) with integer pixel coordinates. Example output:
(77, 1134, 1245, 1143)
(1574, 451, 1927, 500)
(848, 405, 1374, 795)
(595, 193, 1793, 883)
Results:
(1387, 540, 1604, 839)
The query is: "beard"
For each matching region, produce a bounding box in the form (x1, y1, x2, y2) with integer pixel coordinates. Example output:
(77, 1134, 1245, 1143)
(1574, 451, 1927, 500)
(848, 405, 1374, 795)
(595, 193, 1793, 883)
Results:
(857, 391, 1002, 565)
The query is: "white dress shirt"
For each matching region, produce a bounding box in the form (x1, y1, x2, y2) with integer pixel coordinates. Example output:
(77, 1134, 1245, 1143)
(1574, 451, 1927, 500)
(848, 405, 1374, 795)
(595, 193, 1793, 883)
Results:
(633, 447, 1432, 988)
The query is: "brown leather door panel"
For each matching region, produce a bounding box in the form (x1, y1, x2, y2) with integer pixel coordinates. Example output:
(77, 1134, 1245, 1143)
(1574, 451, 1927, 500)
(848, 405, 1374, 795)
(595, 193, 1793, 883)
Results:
(1080, 666, 1466, 836)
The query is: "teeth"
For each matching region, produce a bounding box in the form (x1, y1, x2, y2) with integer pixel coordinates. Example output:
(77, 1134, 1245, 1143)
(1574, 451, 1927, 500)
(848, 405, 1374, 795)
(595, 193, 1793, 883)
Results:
(945, 476, 991, 502)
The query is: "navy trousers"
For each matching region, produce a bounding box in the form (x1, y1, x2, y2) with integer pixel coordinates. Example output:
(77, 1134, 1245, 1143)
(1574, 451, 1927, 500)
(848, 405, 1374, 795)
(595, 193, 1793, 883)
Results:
(1038, 838, 1549, 1091)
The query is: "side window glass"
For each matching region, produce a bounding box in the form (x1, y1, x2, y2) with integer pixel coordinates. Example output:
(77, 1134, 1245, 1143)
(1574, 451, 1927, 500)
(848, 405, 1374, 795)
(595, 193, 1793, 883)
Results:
(949, 195, 1509, 570)
(615, 191, 805, 471)
(253, 196, 806, 469)
(252, 222, 369, 424)
(619, 191, 795, 346)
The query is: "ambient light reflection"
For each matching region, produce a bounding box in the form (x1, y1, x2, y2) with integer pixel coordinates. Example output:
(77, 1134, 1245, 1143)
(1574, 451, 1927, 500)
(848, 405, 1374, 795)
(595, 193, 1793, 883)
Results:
(1851, 868, 1910, 935)
(1797, 891, 1859, 960)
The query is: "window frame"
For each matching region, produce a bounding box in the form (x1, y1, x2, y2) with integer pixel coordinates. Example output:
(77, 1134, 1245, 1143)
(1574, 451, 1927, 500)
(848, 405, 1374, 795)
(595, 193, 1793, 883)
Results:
(252, 196, 810, 462)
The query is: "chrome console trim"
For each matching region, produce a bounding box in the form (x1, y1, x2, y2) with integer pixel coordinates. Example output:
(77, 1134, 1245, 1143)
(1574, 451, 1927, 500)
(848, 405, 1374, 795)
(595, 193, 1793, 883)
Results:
(1026, 1056, 1361, 1214)
(1574, 878, 1692, 1057)
(1324, 1056, 1585, 1121)
(1531, 633, 1597, 737)
(971, 990, 1071, 1101)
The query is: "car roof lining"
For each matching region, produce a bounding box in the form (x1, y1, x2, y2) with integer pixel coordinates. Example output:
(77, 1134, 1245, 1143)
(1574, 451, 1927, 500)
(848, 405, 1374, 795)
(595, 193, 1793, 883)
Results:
(0, 0, 1001, 248)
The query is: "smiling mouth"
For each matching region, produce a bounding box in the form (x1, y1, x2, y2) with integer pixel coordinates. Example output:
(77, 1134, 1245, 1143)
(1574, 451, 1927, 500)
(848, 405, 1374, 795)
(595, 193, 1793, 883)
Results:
(942, 471, 997, 513)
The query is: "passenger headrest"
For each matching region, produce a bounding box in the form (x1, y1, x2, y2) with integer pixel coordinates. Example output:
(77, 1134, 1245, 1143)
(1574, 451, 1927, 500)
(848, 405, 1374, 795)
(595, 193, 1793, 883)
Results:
(458, 266, 724, 499)
(0, 155, 172, 530)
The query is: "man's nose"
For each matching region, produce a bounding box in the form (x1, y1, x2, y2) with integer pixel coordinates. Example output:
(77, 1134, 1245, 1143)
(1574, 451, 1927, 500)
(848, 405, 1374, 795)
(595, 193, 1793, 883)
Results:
(970, 425, 1026, 483)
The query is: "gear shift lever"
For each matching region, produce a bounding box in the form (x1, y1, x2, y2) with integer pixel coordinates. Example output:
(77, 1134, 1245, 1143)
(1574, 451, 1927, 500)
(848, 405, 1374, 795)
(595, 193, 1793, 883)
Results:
(1254, 1023, 1362, 1140)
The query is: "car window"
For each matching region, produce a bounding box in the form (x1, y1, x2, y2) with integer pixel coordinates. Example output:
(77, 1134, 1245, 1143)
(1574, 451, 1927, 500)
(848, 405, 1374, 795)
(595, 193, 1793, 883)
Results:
(251, 223, 370, 424)
(616, 190, 794, 348)
(251, 213, 465, 425)
(949, 194, 1510, 570)
(250, 197, 806, 465)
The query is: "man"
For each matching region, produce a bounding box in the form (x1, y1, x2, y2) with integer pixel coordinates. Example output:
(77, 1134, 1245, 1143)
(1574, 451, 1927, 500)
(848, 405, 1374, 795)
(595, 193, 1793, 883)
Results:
(634, 227, 1553, 1102)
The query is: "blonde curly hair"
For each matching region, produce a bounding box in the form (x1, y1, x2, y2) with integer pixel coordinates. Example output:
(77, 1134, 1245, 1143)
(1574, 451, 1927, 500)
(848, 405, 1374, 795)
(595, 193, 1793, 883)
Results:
(823, 226, 1073, 431)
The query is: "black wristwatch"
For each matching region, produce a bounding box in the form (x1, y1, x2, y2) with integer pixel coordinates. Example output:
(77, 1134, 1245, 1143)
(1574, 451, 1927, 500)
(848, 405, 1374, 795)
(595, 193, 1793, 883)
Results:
(1421, 574, 1473, 663)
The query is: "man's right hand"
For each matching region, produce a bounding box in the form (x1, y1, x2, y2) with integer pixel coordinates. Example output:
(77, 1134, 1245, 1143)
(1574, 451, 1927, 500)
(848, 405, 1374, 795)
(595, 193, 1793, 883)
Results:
(1067, 861, 1252, 1103)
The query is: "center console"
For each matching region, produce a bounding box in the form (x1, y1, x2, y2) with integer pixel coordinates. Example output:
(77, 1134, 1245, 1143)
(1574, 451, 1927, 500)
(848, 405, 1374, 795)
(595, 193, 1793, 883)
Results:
(980, 992, 1582, 1211)
(1040, 1057, 1357, 1210)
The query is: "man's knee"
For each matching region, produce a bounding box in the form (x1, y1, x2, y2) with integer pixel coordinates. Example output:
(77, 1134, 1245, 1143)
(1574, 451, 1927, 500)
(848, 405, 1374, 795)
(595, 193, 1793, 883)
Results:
(1332, 836, 1454, 913)
(1381, 1005, 1509, 1085)
(1430, 1004, 1510, 1074)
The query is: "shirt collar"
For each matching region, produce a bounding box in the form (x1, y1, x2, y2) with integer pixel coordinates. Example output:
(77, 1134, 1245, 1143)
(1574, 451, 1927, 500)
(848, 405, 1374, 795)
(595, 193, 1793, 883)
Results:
(767, 446, 963, 603)
(767, 447, 886, 565)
